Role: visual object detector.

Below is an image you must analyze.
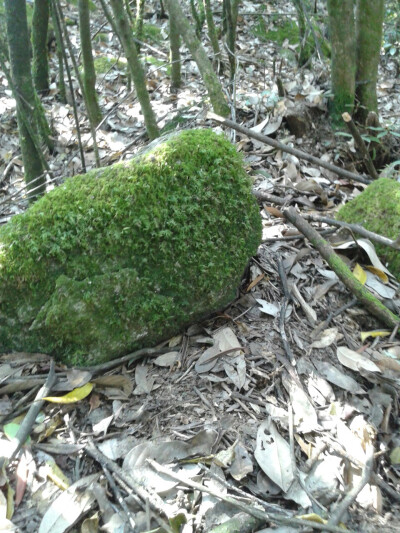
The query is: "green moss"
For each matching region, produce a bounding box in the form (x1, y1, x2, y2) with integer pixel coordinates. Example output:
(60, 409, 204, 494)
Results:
(251, 16, 329, 62)
(258, 18, 299, 45)
(141, 23, 163, 44)
(0, 130, 262, 366)
(93, 56, 126, 74)
(337, 178, 400, 280)
(94, 33, 109, 43)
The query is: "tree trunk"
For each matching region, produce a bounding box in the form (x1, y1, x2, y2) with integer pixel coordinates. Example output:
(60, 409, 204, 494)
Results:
(223, 0, 238, 81)
(203, 0, 221, 60)
(50, 0, 66, 102)
(78, 0, 102, 126)
(4, 0, 46, 197)
(169, 15, 181, 90)
(32, 0, 50, 93)
(355, 0, 384, 124)
(164, 0, 230, 117)
(135, 0, 145, 51)
(327, 0, 356, 123)
(108, 0, 159, 140)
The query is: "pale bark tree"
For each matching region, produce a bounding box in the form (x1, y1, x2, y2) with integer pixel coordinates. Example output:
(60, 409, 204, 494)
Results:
(164, 0, 230, 117)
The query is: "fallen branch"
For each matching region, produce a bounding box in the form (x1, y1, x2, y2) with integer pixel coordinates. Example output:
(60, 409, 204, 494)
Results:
(86, 439, 174, 533)
(328, 443, 374, 527)
(302, 213, 400, 250)
(283, 207, 400, 329)
(208, 113, 372, 185)
(342, 112, 379, 180)
(0, 359, 56, 469)
(148, 458, 357, 533)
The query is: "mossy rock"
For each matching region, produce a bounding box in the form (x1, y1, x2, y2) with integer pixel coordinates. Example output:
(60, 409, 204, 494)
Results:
(0, 130, 261, 366)
(337, 178, 400, 280)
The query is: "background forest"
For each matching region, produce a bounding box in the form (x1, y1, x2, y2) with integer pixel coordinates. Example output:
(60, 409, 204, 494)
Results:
(1, 1, 400, 532)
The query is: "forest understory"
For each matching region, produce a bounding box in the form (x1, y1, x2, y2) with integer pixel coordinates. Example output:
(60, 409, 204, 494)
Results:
(1, 0, 400, 532)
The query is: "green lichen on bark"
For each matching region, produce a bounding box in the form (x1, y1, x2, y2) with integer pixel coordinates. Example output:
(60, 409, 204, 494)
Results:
(337, 178, 400, 280)
(0, 129, 261, 366)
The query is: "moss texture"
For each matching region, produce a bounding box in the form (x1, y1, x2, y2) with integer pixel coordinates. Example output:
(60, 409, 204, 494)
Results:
(0, 129, 262, 366)
(337, 178, 400, 280)
(93, 56, 126, 74)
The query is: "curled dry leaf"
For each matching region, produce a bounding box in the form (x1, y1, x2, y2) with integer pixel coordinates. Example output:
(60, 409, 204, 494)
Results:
(337, 346, 381, 373)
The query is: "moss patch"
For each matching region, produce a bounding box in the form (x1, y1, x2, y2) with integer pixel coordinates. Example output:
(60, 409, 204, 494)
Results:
(142, 23, 163, 44)
(251, 16, 330, 63)
(0, 129, 262, 366)
(93, 56, 126, 75)
(337, 178, 400, 280)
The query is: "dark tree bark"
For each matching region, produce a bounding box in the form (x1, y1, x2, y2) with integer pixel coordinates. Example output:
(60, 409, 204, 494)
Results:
(169, 15, 181, 90)
(32, 0, 50, 93)
(4, 0, 46, 197)
(78, 0, 102, 126)
(50, 0, 66, 102)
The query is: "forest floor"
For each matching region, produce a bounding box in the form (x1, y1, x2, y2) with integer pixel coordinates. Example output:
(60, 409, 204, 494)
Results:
(1, 0, 400, 532)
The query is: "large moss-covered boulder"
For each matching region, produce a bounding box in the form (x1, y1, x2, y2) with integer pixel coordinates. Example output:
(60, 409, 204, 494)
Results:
(337, 178, 400, 280)
(0, 129, 261, 366)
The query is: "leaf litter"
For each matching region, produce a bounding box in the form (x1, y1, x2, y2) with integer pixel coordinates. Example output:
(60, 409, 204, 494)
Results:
(0, 0, 400, 531)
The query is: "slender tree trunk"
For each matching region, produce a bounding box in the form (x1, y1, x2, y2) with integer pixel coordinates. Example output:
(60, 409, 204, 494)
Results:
(32, 0, 50, 93)
(4, 0, 46, 197)
(223, 0, 237, 80)
(78, 0, 102, 126)
(292, 0, 308, 66)
(355, 0, 384, 124)
(108, 0, 159, 139)
(327, 0, 356, 123)
(164, 0, 230, 117)
(190, 0, 205, 37)
(50, 0, 66, 102)
(135, 0, 145, 51)
(169, 15, 181, 90)
(203, 0, 221, 60)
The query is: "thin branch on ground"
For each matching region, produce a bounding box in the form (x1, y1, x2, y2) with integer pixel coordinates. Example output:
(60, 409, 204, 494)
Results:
(283, 206, 400, 329)
(208, 113, 372, 184)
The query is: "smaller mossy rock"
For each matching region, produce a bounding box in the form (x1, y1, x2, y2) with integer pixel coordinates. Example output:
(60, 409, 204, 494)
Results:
(0, 129, 262, 366)
(337, 178, 400, 280)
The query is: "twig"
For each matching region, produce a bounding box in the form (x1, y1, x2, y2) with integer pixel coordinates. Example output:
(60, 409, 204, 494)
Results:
(277, 256, 295, 364)
(79, 345, 175, 374)
(198, 463, 291, 516)
(147, 459, 357, 533)
(52, 0, 86, 172)
(102, 466, 136, 529)
(85, 439, 174, 533)
(302, 213, 400, 250)
(0, 360, 56, 469)
(342, 113, 379, 180)
(207, 113, 372, 185)
(328, 442, 374, 526)
(283, 207, 400, 329)
(311, 298, 357, 340)
(327, 438, 400, 504)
